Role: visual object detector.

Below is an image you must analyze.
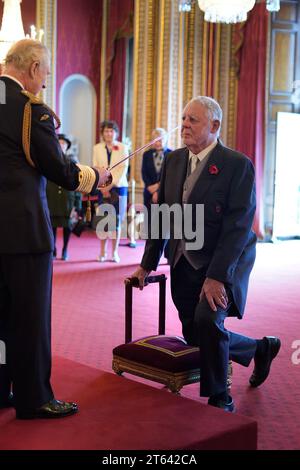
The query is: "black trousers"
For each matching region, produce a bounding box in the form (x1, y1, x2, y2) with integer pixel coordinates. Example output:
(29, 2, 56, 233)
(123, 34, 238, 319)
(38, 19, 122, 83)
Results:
(0, 252, 54, 411)
(171, 256, 257, 397)
(52, 227, 71, 251)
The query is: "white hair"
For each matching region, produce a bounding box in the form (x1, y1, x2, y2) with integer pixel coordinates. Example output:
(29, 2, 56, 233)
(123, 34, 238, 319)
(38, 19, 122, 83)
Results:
(189, 96, 222, 136)
(152, 127, 168, 147)
(4, 39, 49, 71)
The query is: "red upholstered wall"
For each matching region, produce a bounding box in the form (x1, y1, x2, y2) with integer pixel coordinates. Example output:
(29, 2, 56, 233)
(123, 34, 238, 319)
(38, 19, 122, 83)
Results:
(56, 0, 102, 127)
(0, 0, 36, 37)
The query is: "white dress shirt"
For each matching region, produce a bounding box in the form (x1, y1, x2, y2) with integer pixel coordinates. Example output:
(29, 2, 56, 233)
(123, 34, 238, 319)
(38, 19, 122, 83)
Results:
(188, 140, 218, 173)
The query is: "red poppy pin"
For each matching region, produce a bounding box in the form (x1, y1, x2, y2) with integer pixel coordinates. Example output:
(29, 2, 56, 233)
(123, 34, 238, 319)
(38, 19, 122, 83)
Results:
(113, 145, 119, 151)
(209, 164, 219, 175)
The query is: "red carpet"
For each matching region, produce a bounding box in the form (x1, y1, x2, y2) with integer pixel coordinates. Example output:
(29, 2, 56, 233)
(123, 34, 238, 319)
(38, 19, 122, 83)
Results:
(50, 232, 300, 449)
(2, 230, 299, 449)
(0, 357, 256, 450)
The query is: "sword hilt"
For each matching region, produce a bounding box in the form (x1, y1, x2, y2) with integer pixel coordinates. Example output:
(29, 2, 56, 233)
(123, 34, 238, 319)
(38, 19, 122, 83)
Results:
(98, 172, 113, 188)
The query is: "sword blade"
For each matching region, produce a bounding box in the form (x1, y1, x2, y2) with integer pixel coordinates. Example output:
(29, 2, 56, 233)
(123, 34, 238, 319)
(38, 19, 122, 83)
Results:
(108, 125, 180, 171)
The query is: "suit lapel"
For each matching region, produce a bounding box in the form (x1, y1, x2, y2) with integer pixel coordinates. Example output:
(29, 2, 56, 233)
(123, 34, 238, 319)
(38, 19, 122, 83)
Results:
(187, 142, 225, 202)
(99, 143, 109, 167)
(110, 143, 123, 166)
(172, 148, 189, 202)
(149, 149, 156, 178)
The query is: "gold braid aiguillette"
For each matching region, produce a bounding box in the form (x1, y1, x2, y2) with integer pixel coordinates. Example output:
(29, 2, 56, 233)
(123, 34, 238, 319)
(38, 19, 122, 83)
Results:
(21, 90, 61, 168)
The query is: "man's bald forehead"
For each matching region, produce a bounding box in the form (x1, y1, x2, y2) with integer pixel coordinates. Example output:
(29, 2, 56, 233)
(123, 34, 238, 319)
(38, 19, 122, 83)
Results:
(183, 101, 206, 117)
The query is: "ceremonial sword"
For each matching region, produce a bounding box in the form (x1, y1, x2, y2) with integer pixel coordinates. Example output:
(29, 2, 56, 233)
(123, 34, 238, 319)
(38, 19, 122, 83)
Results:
(100, 125, 180, 187)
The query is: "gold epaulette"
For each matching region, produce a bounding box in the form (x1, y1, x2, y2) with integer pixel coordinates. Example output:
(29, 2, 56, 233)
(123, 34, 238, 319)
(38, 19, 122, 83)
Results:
(21, 90, 61, 168)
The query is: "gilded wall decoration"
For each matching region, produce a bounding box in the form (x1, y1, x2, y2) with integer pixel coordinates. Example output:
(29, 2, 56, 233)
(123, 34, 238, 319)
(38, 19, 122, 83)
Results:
(36, 0, 57, 109)
(125, 1, 239, 185)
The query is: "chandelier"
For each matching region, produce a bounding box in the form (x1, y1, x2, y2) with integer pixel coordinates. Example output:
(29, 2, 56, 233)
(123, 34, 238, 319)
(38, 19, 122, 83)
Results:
(198, 0, 256, 23)
(0, 0, 44, 64)
(266, 0, 280, 11)
(179, 1, 281, 23)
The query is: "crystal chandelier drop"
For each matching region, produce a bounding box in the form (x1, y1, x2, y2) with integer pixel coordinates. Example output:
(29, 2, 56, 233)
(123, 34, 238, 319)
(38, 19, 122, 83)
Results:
(198, 0, 256, 23)
(179, 0, 194, 12)
(266, 0, 280, 12)
(0, 0, 44, 64)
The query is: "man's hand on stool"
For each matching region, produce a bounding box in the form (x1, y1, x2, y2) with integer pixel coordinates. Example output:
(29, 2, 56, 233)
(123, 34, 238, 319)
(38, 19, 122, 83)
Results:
(126, 266, 150, 290)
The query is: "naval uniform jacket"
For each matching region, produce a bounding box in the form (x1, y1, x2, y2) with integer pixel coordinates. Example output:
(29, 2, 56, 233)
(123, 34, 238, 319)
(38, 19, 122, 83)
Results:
(0, 77, 87, 254)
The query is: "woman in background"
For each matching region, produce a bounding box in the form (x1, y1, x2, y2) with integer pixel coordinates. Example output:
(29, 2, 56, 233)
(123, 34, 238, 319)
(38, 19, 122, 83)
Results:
(47, 134, 82, 261)
(93, 120, 129, 263)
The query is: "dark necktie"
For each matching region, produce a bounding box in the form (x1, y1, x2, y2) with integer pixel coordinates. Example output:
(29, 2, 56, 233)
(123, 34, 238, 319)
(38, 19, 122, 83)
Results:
(154, 151, 164, 174)
(105, 146, 112, 167)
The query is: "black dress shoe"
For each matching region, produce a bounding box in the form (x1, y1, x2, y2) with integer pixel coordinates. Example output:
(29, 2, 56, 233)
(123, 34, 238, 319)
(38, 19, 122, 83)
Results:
(208, 395, 235, 413)
(16, 399, 78, 419)
(0, 392, 14, 409)
(249, 336, 281, 388)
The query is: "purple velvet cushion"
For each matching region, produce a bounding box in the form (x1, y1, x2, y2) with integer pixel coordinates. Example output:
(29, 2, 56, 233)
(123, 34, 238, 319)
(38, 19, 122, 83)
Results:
(113, 335, 200, 373)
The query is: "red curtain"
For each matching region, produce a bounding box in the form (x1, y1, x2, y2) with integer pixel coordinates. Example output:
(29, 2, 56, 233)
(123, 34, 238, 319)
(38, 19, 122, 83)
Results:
(235, 3, 269, 239)
(109, 38, 127, 136)
(107, 0, 134, 136)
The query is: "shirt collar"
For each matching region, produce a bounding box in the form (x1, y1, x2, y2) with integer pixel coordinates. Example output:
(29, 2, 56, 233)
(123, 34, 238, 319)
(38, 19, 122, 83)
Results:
(189, 140, 217, 162)
(1, 74, 24, 89)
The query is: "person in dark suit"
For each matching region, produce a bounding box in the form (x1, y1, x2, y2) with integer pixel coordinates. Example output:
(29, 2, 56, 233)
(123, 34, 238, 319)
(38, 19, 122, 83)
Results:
(128, 96, 280, 412)
(142, 128, 172, 210)
(47, 134, 82, 261)
(0, 39, 110, 419)
(142, 128, 172, 261)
